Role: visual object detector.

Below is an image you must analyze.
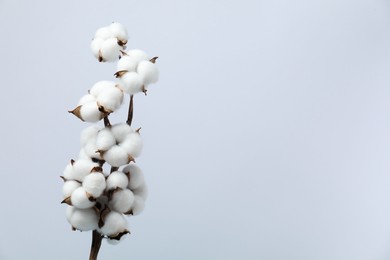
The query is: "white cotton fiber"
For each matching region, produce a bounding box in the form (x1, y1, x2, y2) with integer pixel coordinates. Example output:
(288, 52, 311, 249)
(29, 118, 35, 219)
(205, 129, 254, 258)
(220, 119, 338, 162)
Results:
(106, 235, 127, 245)
(100, 38, 121, 62)
(90, 81, 116, 97)
(119, 72, 144, 95)
(133, 183, 148, 200)
(99, 211, 127, 236)
(78, 149, 91, 160)
(130, 195, 145, 215)
(116, 56, 138, 72)
(71, 159, 99, 182)
(91, 38, 104, 59)
(80, 102, 102, 122)
(120, 132, 143, 158)
(137, 60, 159, 85)
(104, 145, 131, 167)
(95, 26, 113, 40)
(109, 22, 128, 43)
(109, 189, 134, 213)
(123, 164, 144, 190)
(106, 171, 129, 190)
(78, 94, 96, 106)
(80, 125, 100, 147)
(63, 180, 81, 198)
(97, 86, 123, 112)
(63, 162, 74, 180)
(82, 172, 106, 198)
(70, 208, 99, 231)
(127, 49, 149, 63)
(71, 187, 96, 209)
(110, 123, 132, 143)
(96, 128, 116, 151)
(84, 141, 102, 160)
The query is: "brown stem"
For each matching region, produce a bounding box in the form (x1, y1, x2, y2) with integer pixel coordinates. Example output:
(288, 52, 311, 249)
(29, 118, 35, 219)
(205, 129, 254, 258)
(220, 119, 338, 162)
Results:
(103, 116, 111, 127)
(127, 95, 134, 126)
(89, 230, 103, 260)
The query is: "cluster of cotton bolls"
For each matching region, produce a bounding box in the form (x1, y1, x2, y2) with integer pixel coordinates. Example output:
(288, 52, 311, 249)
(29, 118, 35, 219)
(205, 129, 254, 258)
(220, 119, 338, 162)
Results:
(62, 22, 159, 248)
(69, 81, 124, 122)
(91, 22, 128, 62)
(61, 160, 148, 243)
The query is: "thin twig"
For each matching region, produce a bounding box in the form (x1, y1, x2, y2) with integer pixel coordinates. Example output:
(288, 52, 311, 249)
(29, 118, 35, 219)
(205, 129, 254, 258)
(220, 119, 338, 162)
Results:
(127, 95, 134, 126)
(89, 230, 103, 260)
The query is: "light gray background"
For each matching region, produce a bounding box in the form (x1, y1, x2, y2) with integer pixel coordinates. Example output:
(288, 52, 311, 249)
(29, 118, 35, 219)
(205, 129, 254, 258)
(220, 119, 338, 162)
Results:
(0, 0, 390, 259)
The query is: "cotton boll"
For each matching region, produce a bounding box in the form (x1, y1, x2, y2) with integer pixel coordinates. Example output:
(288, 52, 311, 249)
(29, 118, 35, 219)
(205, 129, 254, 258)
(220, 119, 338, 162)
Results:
(91, 38, 104, 59)
(63, 162, 74, 180)
(104, 145, 131, 167)
(95, 26, 113, 40)
(123, 164, 144, 190)
(72, 159, 99, 182)
(137, 60, 159, 85)
(109, 22, 128, 44)
(84, 141, 102, 160)
(82, 172, 106, 198)
(111, 123, 132, 143)
(109, 189, 134, 213)
(133, 183, 148, 200)
(120, 132, 143, 158)
(80, 102, 103, 122)
(100, 38, 121, 62)
(71, 187, 96, 209)
(127, 49, 149, 63)
(130, 195, 145, 215)
(78, 149, 92, 160)
(99, 211, 128, 236)
(63, 180, 81, 198)
(116, 56, 138, 72)
(106, 171, 129, 190)
(119, 72, 144, 95)
(70, 208, 99, 231)
(80, 125, 100, 147)
(96, 128, 116, 151)
(97, 86, 123, 112)
(78, 94, 96, 106)
(90, 81, 116, 97)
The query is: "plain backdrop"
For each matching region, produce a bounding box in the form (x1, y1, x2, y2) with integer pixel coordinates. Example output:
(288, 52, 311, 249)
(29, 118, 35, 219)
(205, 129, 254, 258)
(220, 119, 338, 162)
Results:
(1, 0, 390, 259)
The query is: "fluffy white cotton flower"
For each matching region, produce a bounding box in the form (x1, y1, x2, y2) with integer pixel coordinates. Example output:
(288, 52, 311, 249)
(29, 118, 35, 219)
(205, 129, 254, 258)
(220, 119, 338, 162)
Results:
(130, 195, 145, 215)
(70, 208, 99, 231)
(63, 180, 81, 198)
(127, 49, 149, 63)
(100, 38, 121, 62)
(106, 171, 129, 190)
(63, 159, 98, 182)
(103, 145, 132, 167)
(78, 94, 96, 106)
(120, 132, 143, 158)
(99, 211, 128, 236)
(96, 128, 116, 151)
(109, 22, 128, 44)
(119, 72, 144, 95)
(71, 187, 96, 209)
(94, 26, 112, 40)
(90, 81, 117, 97)
(97, 86, 123, 112)
(111, 123, 133, 143)
(80, 125, 100, 147)
(79, 102, 103, 122)
(123, 164, 144, 190)
(137, 60, 159, 85)
(82, 172, 106, 198)
(133, 183, 148, 200)
(91, 38, 105, 60)
(117, 56, 138, 73)
(109, 189, 134, 213)
(84, 141, 102, 160)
